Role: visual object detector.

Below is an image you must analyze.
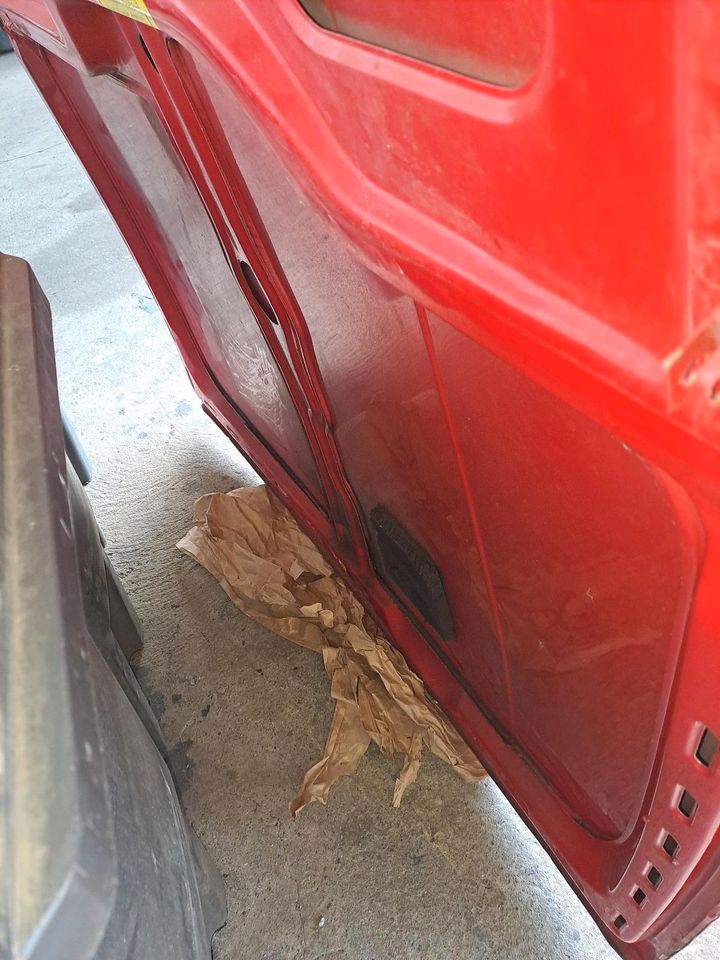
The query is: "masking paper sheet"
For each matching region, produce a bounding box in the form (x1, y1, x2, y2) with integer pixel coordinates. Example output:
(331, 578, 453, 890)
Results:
(177, 485, 485, 814)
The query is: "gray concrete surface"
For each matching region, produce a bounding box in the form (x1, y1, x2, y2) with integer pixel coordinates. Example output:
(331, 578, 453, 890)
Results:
(2, 50, 718, 960)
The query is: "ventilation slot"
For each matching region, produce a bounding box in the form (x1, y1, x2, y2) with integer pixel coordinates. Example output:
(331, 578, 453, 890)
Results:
(647, 866, 662, 888)
(632, 888, 646, 906)
(662, 834, 679, 859)
(696, 727, 719, 768)
(614, 915, 627, 931)
(678, 789, 697, 820)
(370, 506, 454, 639)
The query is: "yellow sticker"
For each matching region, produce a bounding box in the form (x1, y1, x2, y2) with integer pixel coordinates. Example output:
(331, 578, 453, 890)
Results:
(91, 0, 156, 28)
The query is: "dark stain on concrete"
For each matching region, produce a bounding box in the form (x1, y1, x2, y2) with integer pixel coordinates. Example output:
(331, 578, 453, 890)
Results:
(66, 190, 98, 213)
(168, 738, 195, 795)
(135, 667, 166, 722)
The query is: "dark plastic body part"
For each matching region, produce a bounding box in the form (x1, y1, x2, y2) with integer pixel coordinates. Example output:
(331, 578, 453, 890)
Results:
(0, 252, 226, 960)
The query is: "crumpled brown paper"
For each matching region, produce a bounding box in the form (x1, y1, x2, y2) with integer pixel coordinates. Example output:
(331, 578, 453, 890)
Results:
(177, 484, 485, 814)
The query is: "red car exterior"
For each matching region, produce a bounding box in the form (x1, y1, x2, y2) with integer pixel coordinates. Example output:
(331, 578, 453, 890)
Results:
(3, 2, 720, 956)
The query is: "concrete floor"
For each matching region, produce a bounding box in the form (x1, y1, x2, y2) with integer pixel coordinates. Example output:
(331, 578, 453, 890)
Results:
(2, 50, 719, 960)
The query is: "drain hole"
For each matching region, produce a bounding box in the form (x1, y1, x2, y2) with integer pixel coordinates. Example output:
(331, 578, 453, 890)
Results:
(632, 887, 646, 906)
(678, 789, 697, 819)
(696, 728, 719, 767)
(240, 261, 279, 324)
(647, 866, 662, 888)
(663, 834, 679, 859)
(614, 915, 627, 930)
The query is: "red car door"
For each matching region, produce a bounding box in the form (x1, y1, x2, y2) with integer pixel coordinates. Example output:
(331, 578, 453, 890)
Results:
(4, 1, 720, 957)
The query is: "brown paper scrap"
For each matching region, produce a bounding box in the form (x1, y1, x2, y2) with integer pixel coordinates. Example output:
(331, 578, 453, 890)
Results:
(177, 484, 485, 814)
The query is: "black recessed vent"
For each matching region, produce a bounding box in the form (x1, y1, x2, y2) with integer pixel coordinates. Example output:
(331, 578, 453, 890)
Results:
(696, 728, 719, 768)
(370, 506, 453, 639)
(663, 834, 679, 859)
(678, 789, 697, 820)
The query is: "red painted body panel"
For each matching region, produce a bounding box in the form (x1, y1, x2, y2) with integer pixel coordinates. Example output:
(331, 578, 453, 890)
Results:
(4, 1, 720, 956)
